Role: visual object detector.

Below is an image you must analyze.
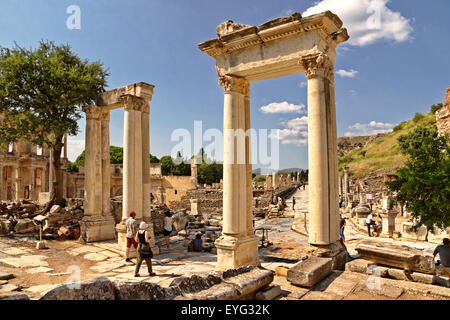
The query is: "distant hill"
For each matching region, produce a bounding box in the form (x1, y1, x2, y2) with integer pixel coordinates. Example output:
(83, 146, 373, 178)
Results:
(338, 111, 438, 179)
(252, 167, 305, 175)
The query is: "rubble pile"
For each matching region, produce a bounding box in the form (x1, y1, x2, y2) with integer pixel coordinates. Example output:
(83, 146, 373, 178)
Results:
(0, 199, 83, 239)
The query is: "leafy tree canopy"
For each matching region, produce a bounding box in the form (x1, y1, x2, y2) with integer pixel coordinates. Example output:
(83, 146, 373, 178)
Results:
(387, 126, 450, 231)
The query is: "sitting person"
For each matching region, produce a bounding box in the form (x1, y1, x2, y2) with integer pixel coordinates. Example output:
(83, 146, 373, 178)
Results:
(193, 234, 204, 252)
(434, 238, 450, 267)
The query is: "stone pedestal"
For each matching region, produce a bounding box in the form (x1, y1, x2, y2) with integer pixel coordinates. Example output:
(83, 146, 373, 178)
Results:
(79, 216, 116, 243)
(215, 235, 260, 271)
(306, 242, 347, 271)
(190, 198, 199, 215)
(380, 210, 398, 237)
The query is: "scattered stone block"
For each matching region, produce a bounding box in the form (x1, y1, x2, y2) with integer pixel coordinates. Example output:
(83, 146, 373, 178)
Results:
(26, 267, 54, 274)
(0, 255, 48, 268)
(40, 279, 116, 300)
(366, 265, 389, 278)
(0, 280, 8, 285)
(49, 205, 61, 215)
(355, 240, 435, 274)
(409, 272, 435, 285)
(369, 285, 404, 299)
(0, 283, 19, 293)
(14, 218, 37, 233)
(434, 276, 450, 288)
(345, 259, 371, 274)
(387, 268, 408, 281)
(0, 272, 14, 280)
(287, 257, 332, 288)
(255, 285, 282, 300)
(274, 266, 289, 277)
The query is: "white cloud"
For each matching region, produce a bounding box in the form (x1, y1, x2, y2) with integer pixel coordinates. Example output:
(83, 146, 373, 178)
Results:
(260, 101, 306, 114)
(336, 69, 359, 78)
(298, 81, 307, 88)
(344, 120, 395, 136)
(270, 116, 309, 146)
(67, 137, 85, 162)
(303, 0, 413, 46)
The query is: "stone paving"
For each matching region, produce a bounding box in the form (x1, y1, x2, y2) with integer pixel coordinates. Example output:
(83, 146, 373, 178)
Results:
(0, 186, 446, 300)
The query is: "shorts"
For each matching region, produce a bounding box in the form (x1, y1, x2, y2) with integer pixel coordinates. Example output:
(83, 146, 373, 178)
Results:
(126, 237, 138, 248)
(163, 229, 171, 237)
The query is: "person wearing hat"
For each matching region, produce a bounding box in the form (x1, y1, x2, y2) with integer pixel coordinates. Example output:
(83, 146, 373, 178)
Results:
(134, 221, 155, 277)
(125, 211, 138, 263)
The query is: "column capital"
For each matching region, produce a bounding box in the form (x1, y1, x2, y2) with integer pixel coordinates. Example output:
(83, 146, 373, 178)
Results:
(218, 75, 250, 96)
(100, 109, 110, 122)
(121, 95, 147, 112)
(83, 106, 103, 120)
(301, 52, 334, 82)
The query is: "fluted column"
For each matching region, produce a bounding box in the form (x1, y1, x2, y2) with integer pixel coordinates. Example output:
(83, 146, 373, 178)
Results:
(245, 90, 253, 236)
(215, 75, 259, 271)
(0, 166, 5, 200)
(101, 110, 111, 217)
(79, 106, 115, 243)
(30, 168, 36, 201)
(303, 53, 339, 246)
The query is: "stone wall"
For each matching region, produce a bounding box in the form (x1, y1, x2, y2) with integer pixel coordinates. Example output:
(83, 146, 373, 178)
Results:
(163, 176, 195, 204)
(436, 86, 450, 137)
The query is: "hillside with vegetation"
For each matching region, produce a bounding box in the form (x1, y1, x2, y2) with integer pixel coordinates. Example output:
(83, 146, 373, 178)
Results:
(338, 106, 442, 180)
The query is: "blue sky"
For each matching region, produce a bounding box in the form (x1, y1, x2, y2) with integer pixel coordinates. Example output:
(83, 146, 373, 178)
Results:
(1, 0, 449, 170)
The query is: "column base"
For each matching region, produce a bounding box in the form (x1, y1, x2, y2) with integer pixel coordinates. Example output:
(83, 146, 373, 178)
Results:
(215, 234, 260, 271)
(79, 216, 116, 243)
(116, 219, 160, 258)
(307, 241, 347, 271)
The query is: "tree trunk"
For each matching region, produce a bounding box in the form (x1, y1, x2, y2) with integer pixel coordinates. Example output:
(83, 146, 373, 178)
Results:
(52, 135, 64, 205)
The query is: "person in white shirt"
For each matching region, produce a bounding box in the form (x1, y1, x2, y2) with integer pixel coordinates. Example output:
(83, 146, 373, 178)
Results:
(163, 210, 173, 249)
(366, 213, 380, 237)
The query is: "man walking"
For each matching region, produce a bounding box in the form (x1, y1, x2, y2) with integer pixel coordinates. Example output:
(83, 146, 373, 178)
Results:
(125, 211, 138, 263)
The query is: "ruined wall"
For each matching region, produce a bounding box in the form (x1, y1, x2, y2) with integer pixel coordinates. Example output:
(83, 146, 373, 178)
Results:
(162, 176, 195, 204)
(337, 134, 387, 154)
(436, 86, 450, 137)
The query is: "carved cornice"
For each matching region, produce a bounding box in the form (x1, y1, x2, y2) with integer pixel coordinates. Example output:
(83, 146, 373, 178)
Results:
(218, 75, 250, 95)
(82, 106, 103, 120)
(121, 95, 147, 112)
(301, 53, 334, 82)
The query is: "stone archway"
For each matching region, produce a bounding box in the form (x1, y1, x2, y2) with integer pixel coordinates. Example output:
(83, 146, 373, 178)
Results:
(80, 82, 159, 255)
(199, 11, 349, 270)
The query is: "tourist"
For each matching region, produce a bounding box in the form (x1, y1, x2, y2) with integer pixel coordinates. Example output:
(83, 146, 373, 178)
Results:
(292, 197, 296, 210)
(134, 221, 155, 277)
(366, 213, 377, 237)
(163, 210, 173, 249)
(433, 238, 450, 267)
(193, 233, 204, 252)
(125, 211, 138, 263)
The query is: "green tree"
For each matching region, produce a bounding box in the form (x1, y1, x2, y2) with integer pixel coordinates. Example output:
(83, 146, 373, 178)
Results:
(161, 155, 175, 176)
(0, 41, 108, 205)
(387, 126, 450, 231)
(431, 103, 443, 114)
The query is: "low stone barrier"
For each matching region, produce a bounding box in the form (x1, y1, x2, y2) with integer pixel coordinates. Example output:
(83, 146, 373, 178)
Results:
(39, 266, 274, 300)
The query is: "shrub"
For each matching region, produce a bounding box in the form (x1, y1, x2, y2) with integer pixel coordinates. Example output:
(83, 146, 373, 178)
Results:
(431, 103, 443, 114)
(413, 113, 424, 123)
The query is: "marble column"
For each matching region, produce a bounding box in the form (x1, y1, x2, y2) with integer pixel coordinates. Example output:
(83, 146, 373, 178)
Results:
(30, 168, 36, 201)
(117, 94, 158, 255)
(214, 75, 259, 271)
(15, 166, 23, 200)
(79, 106, 115, 243)
(190, 156, 198, 188)
(0, 166, 5, 200)
(10, 166, 16, 201)
(245, 89, 253, 236)
(303, 53, 340, 246)
(343, 166, 350, 206)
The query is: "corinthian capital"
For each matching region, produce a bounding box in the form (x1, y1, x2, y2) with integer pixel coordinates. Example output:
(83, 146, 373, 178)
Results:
(83, 106, 103, 120)
(121, 95, 147, 112)
(301, 53, 334, 82)
(218, 75, 250, 95)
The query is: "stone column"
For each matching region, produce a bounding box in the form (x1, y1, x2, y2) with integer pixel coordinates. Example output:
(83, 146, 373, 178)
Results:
(272, 173, 278, 189)
(15, 166, 24, 200)
(190, 156, 198, 188)
(303, 53, 340, 249)
(244, 88, 253, 236)
(141, 101, 157, 252)
(266, 174, 273, 190)
(343, 166, 350, 206)
(0, 166, 5, 200)
(79, 106, 115, 243)
(214, 75, 259, 271)
(42, 168, 48, 193)
(30, 168, 36, 201)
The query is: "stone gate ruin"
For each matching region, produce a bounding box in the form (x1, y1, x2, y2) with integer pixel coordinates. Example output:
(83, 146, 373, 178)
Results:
(198, 11, 349, 270)
(81, 83, 158, 255)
